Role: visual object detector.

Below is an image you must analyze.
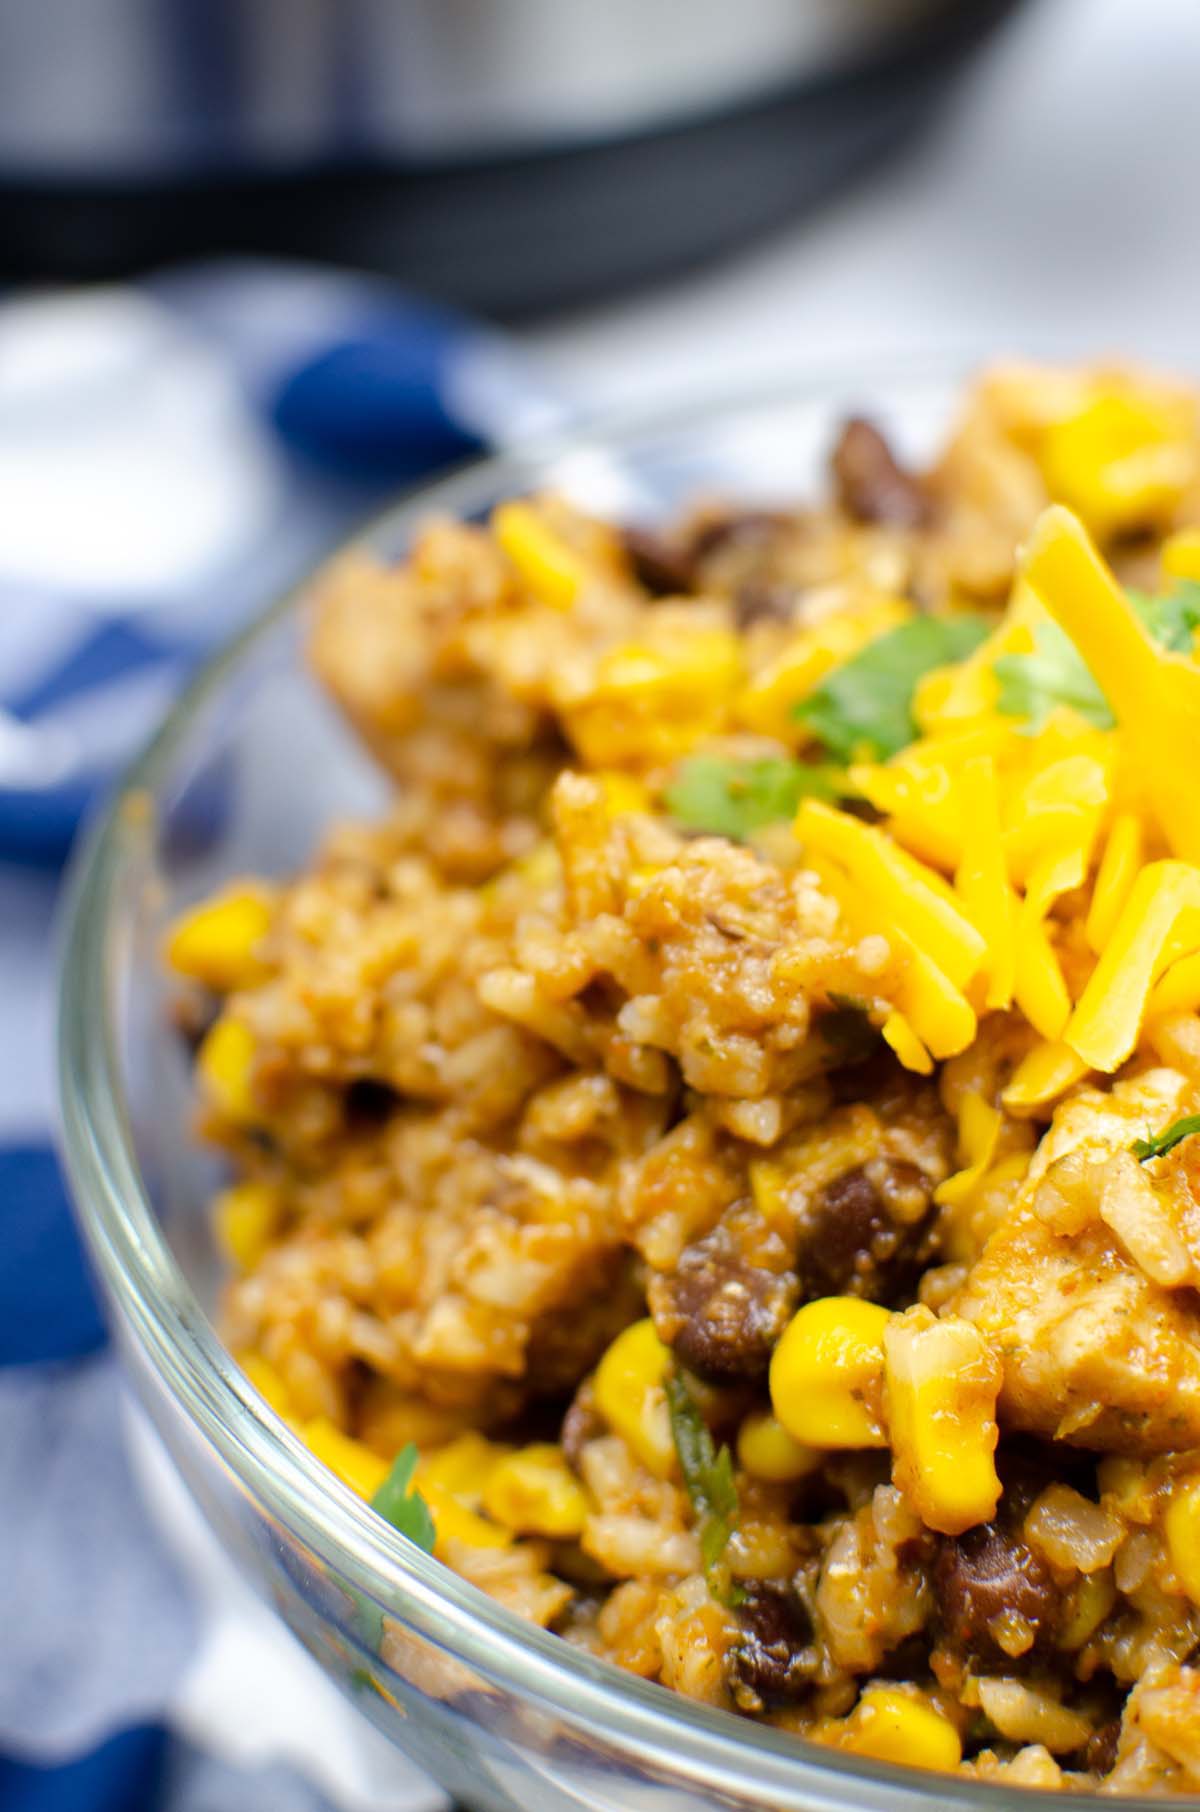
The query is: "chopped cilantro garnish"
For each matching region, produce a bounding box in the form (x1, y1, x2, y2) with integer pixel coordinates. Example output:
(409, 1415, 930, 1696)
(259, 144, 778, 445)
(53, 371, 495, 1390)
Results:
(664, 753, 841, 840)
(1132, 1114, 1200, 1164)
(665, 1371, 739, 1573)
(794, 614, 991, 762)
(994, 624, 1112, 731)
(996, 580, 1200, 733)
(1135, 579, 1200, 653)
(370, 1443, 437, 1553)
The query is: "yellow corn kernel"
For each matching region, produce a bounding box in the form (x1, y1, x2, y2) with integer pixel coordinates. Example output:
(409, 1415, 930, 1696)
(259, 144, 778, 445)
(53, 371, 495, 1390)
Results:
(883, 1305, 1001, 1536)
(882, 1011, 933, 1076)
(1086, 813, 1144, 955)
(1165, 1475, 1200, 1605)
(418, 1432, 508, 1509)
(493, 499, 587, 609)
(839, 1686, 962, 1773)
(595, 770, 650, 818)
(304, 1418, 389, 1500)
(935, 1093, 1002, 1209)
(563, 630, 742, 767)
(737, 1410, 820, 1483)
(955, 757, 1016, 1010)
(214, 1180, 281, 1273)
(1038, 392, 1195, 540)
(421, 1482, 511, 1554)
(165, 885, 275, 991)
(1066, 860, 1200, 1071)
(196, 1015, 259, 1122)
(1060, 1569, 1117, 1650)
(238, 1352, 292, 1417)
(482, 1444, 588, 1539)
(736, 595, 912, 744)
(1002, 1039, 1090, 1113)
(1163, 527, 1200, 585)
(1022, 506, 1200, 864)
(796, 800, 985, 991)
(593, 1318, 675, 1477)
(769, 1297, 891, 1451)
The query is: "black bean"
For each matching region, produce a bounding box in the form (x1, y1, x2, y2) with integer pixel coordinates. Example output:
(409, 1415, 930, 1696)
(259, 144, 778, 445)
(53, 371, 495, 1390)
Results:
(1083, 1718, 1121, 1778)
(800, 1162, 933, 1302)
(653, 1245, 796, 1385)
(344, 1077, 401, 1132)
(689, 510, 789, 563)
(622, 527, 696, 597)
(831, 417, 932, 530)
(734, 582, 796, 629)
(561, 1386, 604, 1475)
(172, 990, 219, 1057)
(932, 1522, 1062, 1673)
(728, 1582, 817, 1710)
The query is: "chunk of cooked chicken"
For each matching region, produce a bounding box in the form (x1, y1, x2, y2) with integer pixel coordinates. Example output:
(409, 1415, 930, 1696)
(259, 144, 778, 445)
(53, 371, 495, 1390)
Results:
(956, 1069, 1200, 1454)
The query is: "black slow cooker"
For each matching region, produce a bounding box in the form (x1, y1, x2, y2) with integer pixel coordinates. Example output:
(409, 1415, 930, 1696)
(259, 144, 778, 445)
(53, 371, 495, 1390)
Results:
(0, 0, 1026, 315)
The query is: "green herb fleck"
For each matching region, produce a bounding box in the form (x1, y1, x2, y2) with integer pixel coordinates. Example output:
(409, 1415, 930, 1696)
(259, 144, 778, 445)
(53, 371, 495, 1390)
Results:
(1134, 579, 1200, 653)
(996, 581, 1200, 733)
(1132, 1114, 1200, 1164)
(664, 753, 842, 840)
(665, 1371, 739, 1575)
(371, 1443, 437, 1553)
(994, 622, 1112, 731)
(794, 613, 991, 763)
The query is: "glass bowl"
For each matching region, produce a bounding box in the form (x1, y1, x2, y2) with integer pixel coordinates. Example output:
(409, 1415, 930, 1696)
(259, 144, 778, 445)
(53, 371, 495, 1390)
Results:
(59, 365, 1139, 1812)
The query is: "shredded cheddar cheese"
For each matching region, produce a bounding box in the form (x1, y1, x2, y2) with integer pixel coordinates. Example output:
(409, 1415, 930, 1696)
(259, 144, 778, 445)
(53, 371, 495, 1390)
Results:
(1023, 506, 1200, 864)
(787, 502, 1200, 1081)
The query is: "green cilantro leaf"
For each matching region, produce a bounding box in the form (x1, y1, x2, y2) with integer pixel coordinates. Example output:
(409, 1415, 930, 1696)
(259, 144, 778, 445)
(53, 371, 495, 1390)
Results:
(794, 613, 992, 763)
(664, 754, 841, 840)
(371, 1443, 437, 1553)
(994, 624, 1113, 732)
(996, 580, 1200, 733)
(1132, 1114, 1200, 1164)
(1133, 579, 1200, 652)
(665, 1371, 739, 1574)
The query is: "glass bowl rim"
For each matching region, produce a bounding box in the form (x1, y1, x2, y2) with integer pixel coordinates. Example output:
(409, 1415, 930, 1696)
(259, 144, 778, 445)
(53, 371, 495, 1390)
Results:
(57, 358, 1149, 1812)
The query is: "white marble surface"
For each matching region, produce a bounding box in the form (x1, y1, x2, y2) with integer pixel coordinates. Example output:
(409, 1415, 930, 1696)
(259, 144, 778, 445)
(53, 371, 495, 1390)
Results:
(524, 0, 1200, 407)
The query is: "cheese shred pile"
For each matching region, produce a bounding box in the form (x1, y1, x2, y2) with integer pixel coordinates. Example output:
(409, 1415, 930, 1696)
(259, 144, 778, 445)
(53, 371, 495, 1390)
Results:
(804, 505, 1200, 1121)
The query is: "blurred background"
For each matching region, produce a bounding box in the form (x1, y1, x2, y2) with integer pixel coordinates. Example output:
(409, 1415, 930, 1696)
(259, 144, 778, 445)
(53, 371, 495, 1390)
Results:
(2, 0, 1198, 1808)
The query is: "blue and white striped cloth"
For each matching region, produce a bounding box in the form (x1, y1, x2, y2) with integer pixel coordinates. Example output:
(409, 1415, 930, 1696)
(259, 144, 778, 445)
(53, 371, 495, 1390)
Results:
(0, 263, 556, 1812)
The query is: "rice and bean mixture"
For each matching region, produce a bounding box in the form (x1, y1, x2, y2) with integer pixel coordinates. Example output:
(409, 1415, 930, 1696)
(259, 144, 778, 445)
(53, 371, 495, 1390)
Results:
(169, 364, 1200, 1791)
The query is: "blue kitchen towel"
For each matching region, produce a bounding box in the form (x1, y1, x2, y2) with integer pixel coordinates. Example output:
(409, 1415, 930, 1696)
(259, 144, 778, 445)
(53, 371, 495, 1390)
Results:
(0, 261, 560, 863)
(0, 262, 554, 1812)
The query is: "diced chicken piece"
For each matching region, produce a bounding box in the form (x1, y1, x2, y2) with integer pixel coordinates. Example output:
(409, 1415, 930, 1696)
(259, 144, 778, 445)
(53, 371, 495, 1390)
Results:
(956, 1069, 1200, 1454)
